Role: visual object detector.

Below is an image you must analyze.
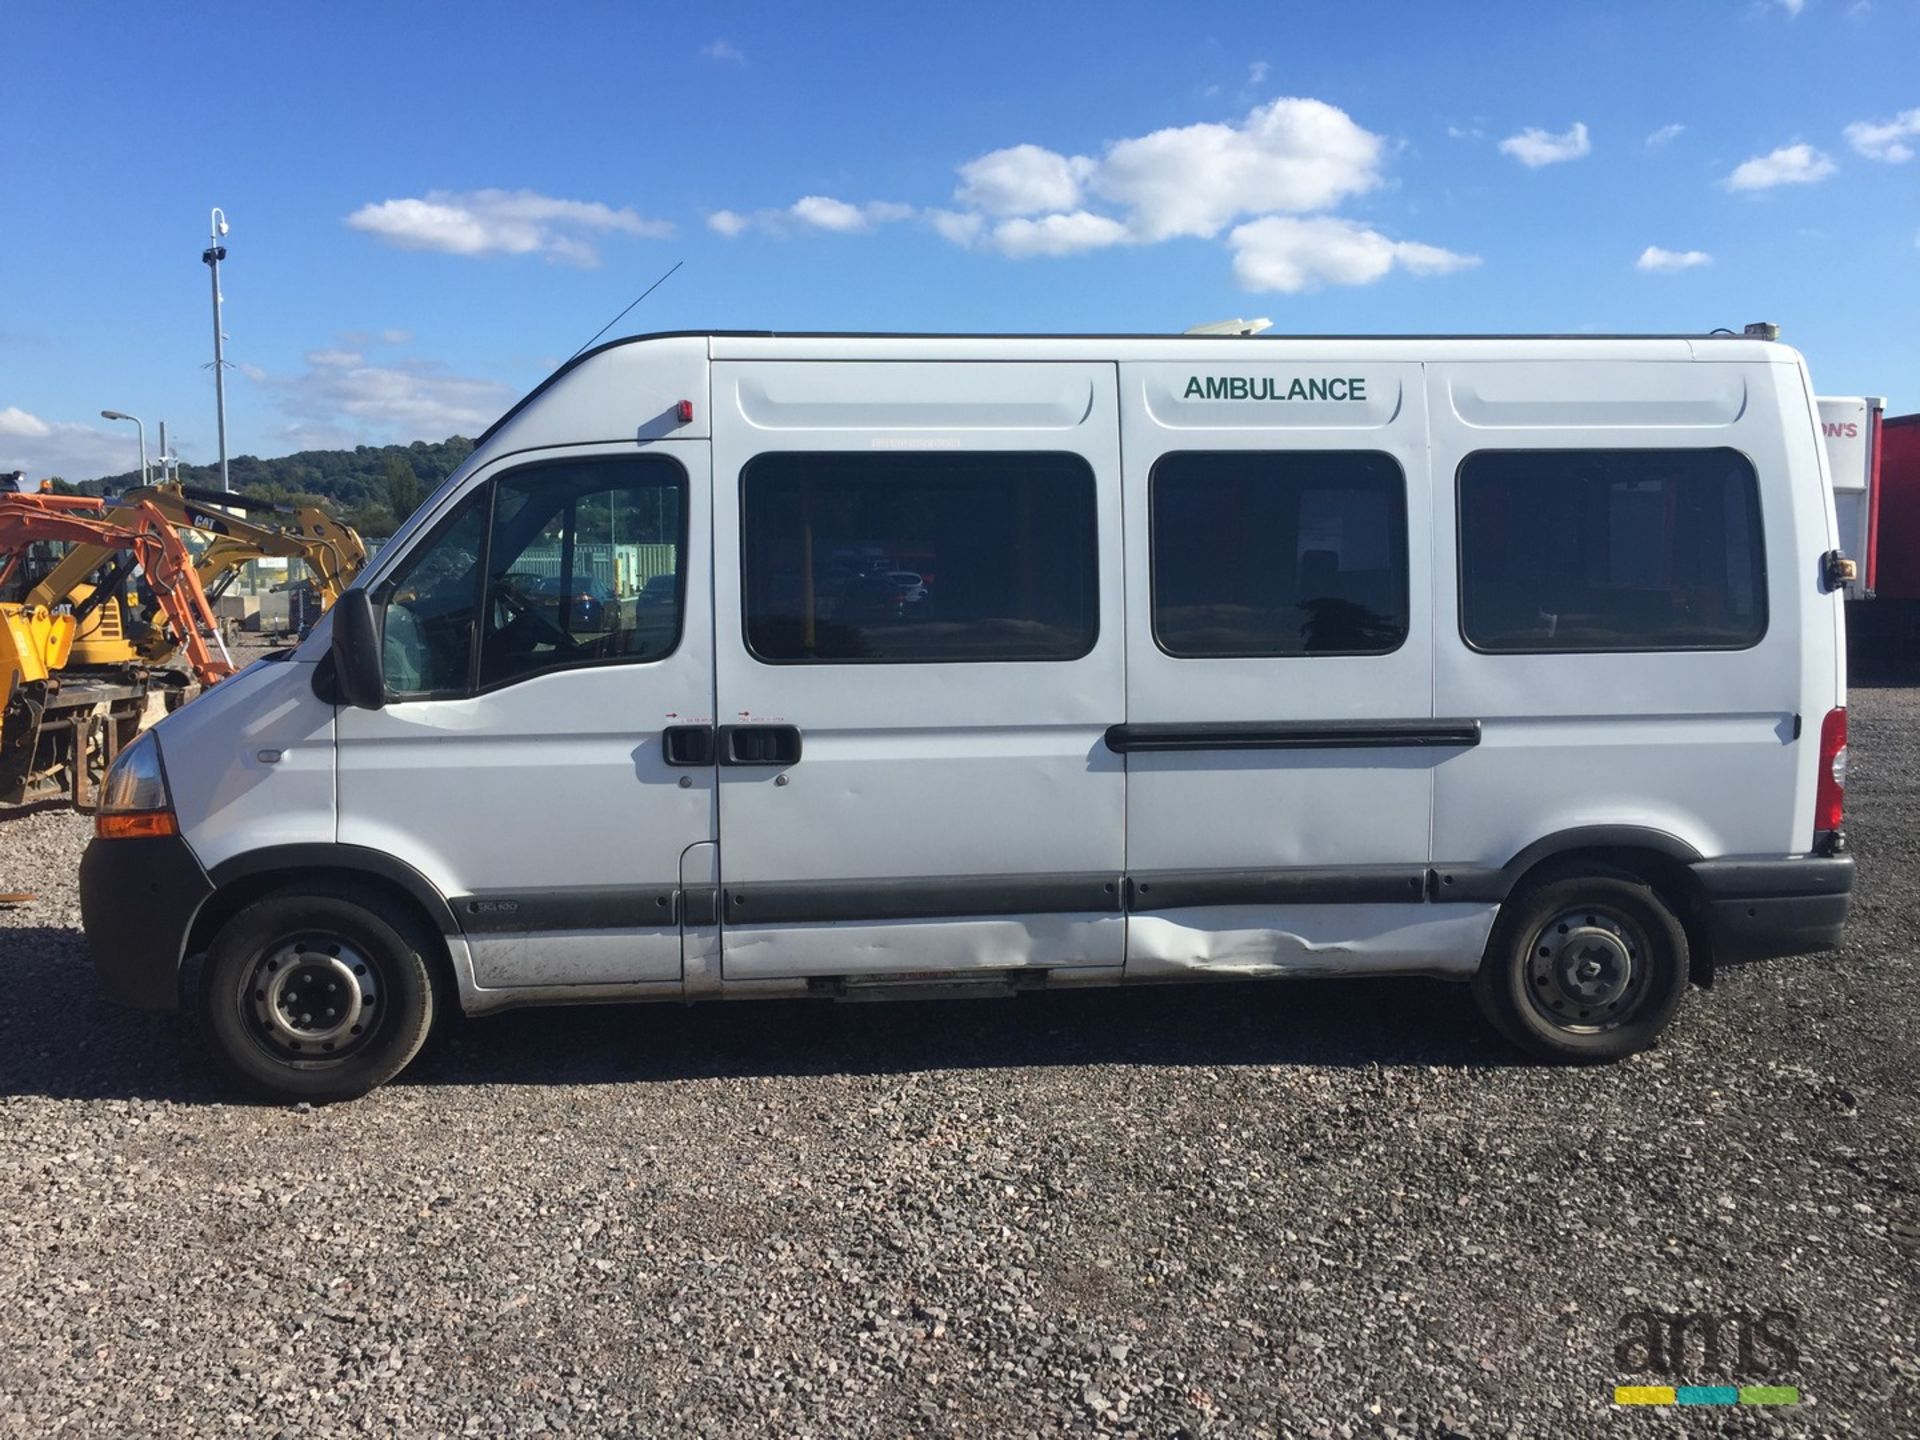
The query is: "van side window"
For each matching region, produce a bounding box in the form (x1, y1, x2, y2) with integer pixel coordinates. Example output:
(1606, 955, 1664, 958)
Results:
(741, 452, 1098, 663)
(1458, 448, 1766, 652)
(378, 457, 685, 699)
(1150, 451, 1409, 657)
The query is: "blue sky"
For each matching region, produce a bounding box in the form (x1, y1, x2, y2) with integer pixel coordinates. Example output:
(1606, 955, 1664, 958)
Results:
(2, 0, 1916, 482)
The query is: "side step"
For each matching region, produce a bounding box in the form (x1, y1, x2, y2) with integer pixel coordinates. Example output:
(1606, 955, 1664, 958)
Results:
(813, 969, 1043, 1003)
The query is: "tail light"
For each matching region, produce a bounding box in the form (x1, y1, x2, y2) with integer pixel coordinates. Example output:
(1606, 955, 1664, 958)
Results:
(1815, 707, 1847, 834)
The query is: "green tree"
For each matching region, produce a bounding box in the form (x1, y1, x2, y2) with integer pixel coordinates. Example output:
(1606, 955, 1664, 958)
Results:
(383, 455, 423, 522)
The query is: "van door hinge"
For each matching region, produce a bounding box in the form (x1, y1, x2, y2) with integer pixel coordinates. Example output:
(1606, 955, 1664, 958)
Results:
(1822, 550, 1857, 592)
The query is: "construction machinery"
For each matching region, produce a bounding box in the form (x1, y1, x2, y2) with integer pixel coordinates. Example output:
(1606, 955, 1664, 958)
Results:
(0, 493, 234, 804)
(23, 482, 367, 666)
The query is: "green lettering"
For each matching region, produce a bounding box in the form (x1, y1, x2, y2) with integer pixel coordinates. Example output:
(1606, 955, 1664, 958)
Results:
(1307, 378, 1329, 401)
(1287, 378, 1308, 400)
(1184, 376, 1205, 399)
(1351, 377, 1366, 401)
(1326, 378, 1348, 400)
(1205, 377, 1229, 400)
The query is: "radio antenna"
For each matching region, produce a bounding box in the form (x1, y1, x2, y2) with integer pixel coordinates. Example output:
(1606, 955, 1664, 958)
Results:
(567, 259, 684, 362)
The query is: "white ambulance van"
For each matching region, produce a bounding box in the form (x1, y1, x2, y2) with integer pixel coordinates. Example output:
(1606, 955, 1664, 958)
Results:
(80, 331, 1857, 1100)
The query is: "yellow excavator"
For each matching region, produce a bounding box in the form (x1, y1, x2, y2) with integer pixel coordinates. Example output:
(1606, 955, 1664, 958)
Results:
(1, 484, 365, 804)
(24, 482, 367, 668)
(0, 493, 235, 804)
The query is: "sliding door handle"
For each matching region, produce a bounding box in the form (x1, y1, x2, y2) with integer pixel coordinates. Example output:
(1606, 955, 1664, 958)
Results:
(719, 724, 803, 766)
(663, 724, 717, 767)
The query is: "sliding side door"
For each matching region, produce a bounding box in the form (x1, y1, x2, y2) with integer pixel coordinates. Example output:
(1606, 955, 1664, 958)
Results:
(1117, 359, 1482, 976)
(710, 360, 1126, 981)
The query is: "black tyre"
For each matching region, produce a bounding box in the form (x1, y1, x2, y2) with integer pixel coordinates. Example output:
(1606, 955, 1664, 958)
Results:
(1471, 868, 1689, 1063)
(200, 891, 436, 1102)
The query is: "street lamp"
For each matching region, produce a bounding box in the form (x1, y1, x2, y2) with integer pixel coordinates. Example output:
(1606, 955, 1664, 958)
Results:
(203, 207, 231, 493)
(100, 410, 148, 485)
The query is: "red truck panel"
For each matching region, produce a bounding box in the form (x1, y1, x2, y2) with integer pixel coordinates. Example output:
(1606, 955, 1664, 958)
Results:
(1880, 415, 1920, 601)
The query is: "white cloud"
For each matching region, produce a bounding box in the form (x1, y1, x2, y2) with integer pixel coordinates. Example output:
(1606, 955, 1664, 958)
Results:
(0, 407, 156, 483)
(1636, 245, 1713, 271)
(789, 195, 869, 232)
(714, 198, 918, 236)
(267, 355, 518, 446)
(1094, 97, 1386, 240)
(701, 39, 745, 62)
(926, 210, 984, 247)
(713, 95, 1473, 293)
(989, 211, 1133, 258)
(1778, 0, 1806, 14)
(789, 196, 915, 232)
(1724, 142, 1837, 190)
(954, 144, 1097, 216)
(0, 406, 53, 439)
(305, 348, 364, 368)
(1228, 216, 1478, 293)
(1646, 123, 1686, 147)
(1248, 60, 1271, 86)
(344, 188, 672, 266)
(1845, 107, 1920, 162)
(382, 328, 413, 345)
(1446, 123, 1485, 140)
(1498, 121, 1591, 167)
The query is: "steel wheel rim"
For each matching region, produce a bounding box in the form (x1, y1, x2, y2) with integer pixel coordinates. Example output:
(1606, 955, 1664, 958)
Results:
(1523, 905, 1651, 1034)
(241, 934, 382, 1066)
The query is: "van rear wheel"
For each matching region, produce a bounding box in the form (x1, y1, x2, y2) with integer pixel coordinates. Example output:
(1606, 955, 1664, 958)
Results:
(200, 892, 435, 1102)
(1471, 870, 1689, 1062)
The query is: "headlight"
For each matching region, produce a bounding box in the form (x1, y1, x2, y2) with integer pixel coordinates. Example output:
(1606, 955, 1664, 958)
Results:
(95, 731, 177, 838)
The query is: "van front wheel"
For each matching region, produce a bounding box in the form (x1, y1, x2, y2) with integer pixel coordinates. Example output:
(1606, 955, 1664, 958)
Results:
(1471, 870, 1689, 1062)
(200, 892, 435, 1102)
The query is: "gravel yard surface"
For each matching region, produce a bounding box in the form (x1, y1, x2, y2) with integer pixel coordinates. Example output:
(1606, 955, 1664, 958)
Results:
(0, 684, 1914, 1438)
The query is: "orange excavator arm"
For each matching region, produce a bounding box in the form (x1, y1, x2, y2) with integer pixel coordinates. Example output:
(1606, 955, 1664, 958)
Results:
(0, 497, 235, 687)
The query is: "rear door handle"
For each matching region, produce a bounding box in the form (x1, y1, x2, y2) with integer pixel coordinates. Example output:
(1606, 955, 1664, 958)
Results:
(663, 724, 717, 766)
(719, 724, 803, 766)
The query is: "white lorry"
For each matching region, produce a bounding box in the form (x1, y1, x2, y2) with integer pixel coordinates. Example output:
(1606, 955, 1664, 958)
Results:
(81, 329, 1856, 1100)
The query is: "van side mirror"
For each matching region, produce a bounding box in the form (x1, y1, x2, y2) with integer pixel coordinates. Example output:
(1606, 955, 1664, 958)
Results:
(330, 588, 387, 710)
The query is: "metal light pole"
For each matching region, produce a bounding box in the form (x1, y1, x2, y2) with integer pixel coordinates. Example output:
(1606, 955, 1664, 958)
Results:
(100, 410, 147, 485)
(203, 208, 231, 493)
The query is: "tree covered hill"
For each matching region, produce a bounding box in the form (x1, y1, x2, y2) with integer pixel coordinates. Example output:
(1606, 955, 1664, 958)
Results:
(88, 435, 477, 537)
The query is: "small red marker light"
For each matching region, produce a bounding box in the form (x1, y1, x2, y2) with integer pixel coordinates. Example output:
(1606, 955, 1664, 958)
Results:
(676, 399, 694, 424)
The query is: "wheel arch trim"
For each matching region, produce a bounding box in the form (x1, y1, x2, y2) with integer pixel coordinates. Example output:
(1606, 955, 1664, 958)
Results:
(1434, 826, 1705, 904)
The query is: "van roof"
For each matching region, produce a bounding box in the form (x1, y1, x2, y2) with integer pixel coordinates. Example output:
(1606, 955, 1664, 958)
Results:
(477, 328, 1795, 448)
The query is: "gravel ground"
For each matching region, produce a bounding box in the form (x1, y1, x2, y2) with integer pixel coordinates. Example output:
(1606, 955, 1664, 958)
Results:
(0, 681, 1914, 1437)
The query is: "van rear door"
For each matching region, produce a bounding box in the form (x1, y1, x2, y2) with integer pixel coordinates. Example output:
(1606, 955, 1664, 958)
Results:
(708, 360, 1126, 981)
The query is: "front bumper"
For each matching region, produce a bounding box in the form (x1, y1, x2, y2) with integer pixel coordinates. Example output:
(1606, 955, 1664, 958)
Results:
(1691, 853, 1855, 961)
(79, 832, 214, 1010)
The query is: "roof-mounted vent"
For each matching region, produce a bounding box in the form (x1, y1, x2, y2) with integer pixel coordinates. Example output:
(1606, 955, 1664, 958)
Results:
(1743, 321, 1781, 341)
(1184, 317, 1273, 337)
